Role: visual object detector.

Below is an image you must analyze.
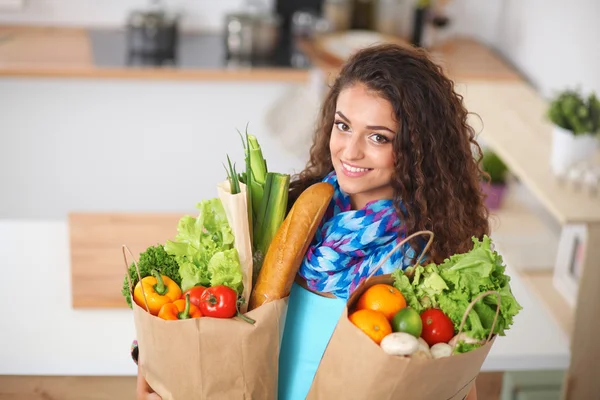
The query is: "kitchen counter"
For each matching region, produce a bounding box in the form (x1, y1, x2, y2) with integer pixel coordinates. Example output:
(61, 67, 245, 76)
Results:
(0, 26, 311, 82)
(0, 219, 569, 375)
(298, 34, 523, 82)
(0, 25, 523, 83)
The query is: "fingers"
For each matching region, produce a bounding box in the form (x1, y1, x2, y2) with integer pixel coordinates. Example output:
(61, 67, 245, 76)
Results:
(137, 365, 162, 400)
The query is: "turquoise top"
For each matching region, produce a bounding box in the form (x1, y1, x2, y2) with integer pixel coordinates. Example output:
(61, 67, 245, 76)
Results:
(278, 281, 346, 400)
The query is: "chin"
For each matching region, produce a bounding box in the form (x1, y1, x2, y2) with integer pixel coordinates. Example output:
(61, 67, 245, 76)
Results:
(335, 174, 364, 195)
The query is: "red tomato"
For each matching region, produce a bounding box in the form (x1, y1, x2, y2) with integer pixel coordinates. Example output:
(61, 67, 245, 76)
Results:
(182, 286, 207, 308)
(199, 285, 238, 319)
(420, 308, 455, 346)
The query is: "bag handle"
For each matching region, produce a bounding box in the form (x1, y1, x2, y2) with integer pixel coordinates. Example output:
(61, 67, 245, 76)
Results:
(364, 230, 435, 283)
(451, 290, 501, 353)
(122, 245, 151, 313)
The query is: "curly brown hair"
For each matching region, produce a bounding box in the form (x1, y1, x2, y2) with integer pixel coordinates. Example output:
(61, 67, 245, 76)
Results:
(289, 43, 490, 263)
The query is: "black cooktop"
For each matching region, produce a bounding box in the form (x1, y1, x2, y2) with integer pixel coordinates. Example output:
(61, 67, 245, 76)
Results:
(87, 29, 312, 69)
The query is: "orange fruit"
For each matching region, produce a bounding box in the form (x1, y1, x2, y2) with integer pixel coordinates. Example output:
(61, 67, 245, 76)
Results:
(349, 309, 392, 344)
(356, 284, 407, 320)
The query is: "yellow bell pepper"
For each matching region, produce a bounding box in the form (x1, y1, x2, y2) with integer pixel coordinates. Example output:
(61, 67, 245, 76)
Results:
(133, 269, 182, 315)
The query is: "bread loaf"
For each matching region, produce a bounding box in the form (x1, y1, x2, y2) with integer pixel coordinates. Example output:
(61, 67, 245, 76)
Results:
(248, 182, 334, 310)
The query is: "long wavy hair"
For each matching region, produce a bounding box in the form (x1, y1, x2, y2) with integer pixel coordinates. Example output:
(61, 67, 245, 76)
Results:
(289, 43, 490, 263)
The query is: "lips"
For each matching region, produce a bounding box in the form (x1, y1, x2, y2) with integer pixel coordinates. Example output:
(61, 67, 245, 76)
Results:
(340, 161, 372, 177)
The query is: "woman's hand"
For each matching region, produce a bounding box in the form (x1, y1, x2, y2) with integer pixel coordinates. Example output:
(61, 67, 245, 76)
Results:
(137, 365, 162, 400)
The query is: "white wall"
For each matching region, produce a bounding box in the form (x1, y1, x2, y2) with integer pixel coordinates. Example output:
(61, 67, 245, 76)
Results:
(0, 78, 311, 219)
(448, 0, 600, 98)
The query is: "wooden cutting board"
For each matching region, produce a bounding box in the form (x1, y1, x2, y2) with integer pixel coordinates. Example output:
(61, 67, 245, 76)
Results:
(69, 213, 186, 308)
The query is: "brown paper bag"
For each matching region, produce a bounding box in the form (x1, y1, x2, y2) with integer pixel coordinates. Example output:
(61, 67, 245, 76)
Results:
(124, 246, 288, 400)
(132, 296, 287, 400)
(123, 183, 287, 400)
(307, 231, 500, 400)
(217, 180, 253, 313)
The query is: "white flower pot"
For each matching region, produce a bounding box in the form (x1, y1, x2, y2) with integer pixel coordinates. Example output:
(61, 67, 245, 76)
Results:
(550, 125, 599, 175)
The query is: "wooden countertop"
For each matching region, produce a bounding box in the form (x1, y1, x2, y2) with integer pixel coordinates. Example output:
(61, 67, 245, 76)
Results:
(299, 33, 522, 82)
(69, 213, 185, 308)
(0, 26, 310, 82)
(0, 26, 523, 83)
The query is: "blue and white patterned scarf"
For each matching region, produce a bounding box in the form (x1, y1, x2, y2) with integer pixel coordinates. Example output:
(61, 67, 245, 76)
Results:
(298, 171, 417, 299)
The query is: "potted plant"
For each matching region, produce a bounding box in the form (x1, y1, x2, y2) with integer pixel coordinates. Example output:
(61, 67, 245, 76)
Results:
(481, 149, 509, 210)
(547, 89, 600, 175)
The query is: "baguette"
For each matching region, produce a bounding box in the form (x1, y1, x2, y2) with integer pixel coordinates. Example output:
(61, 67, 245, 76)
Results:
(248, 182, 334, 311)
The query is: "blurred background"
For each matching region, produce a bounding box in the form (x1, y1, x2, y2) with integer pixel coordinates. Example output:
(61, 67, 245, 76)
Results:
(0, 0, 599, 399)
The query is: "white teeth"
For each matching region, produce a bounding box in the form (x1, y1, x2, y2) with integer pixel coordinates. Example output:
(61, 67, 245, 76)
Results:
(342, 162, 370, 173)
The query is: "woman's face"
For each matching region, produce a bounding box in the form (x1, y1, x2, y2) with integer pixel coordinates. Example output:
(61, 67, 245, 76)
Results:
(329, 83, 398, 209)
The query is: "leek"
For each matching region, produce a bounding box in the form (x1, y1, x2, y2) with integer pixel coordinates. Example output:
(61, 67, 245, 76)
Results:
(254, 172, 290, 265)
(245, 133, 268, 221)
(237, 128, 290, 278)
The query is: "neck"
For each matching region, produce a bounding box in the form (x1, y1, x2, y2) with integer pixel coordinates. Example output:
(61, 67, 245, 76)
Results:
(349, 190, 394, 210)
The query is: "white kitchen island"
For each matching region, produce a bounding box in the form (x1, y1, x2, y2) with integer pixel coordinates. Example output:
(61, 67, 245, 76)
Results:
(0, 219, 569, 376)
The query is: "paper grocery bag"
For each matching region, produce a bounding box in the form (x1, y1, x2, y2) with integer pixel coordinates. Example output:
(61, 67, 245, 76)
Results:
(132, 297, 288, 400)
(217, 180, 253, 313)
(307, 231, 499, 400)
(123, 179, 288, 400)
(124, 244, 288, 400)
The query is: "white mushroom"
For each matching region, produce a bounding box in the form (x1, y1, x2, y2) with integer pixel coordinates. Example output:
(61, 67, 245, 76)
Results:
(430, 343, 453, 359)
(417, 337, 431, 352)
(412, 337, 433, 359)
(380, 332, 419, 357)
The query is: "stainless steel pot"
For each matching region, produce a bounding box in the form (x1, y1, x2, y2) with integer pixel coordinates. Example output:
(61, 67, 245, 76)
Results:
(224, 11, 281, 59)
(126, 8, 179, 60)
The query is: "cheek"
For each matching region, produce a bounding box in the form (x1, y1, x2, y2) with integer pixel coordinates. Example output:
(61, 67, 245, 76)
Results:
(373, 147, 395, 171)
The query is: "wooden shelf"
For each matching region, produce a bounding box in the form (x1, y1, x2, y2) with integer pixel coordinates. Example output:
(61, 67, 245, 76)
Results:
(456, 81, 600, 225)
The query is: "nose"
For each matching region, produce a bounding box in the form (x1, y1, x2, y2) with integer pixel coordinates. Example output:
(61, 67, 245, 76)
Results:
(342, 134, 364, 161)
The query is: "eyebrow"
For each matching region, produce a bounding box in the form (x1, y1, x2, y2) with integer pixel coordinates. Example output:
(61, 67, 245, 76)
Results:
(335, 111, 396, 134)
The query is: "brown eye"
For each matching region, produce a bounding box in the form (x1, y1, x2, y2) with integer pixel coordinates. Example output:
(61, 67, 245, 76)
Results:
(335, 121, 350, 131)
(370, 133, 390, 144)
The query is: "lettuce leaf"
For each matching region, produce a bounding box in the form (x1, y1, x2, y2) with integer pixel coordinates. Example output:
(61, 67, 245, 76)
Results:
(393, 235, 522, 353)
(392, 269, 422, 312)
(165, 198, 243, 293)
(454, 341, 483, 354)
(208, 248, 243, 293)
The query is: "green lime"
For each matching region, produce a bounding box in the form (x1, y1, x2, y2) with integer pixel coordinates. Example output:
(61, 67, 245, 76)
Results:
(391, 307, 422, 338)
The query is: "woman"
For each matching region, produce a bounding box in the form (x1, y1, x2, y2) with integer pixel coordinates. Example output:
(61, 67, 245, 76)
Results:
(138, 43, 489, 400)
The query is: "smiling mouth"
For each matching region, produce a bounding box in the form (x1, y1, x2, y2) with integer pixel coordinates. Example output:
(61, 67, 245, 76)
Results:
(341, 161, 373, 174)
